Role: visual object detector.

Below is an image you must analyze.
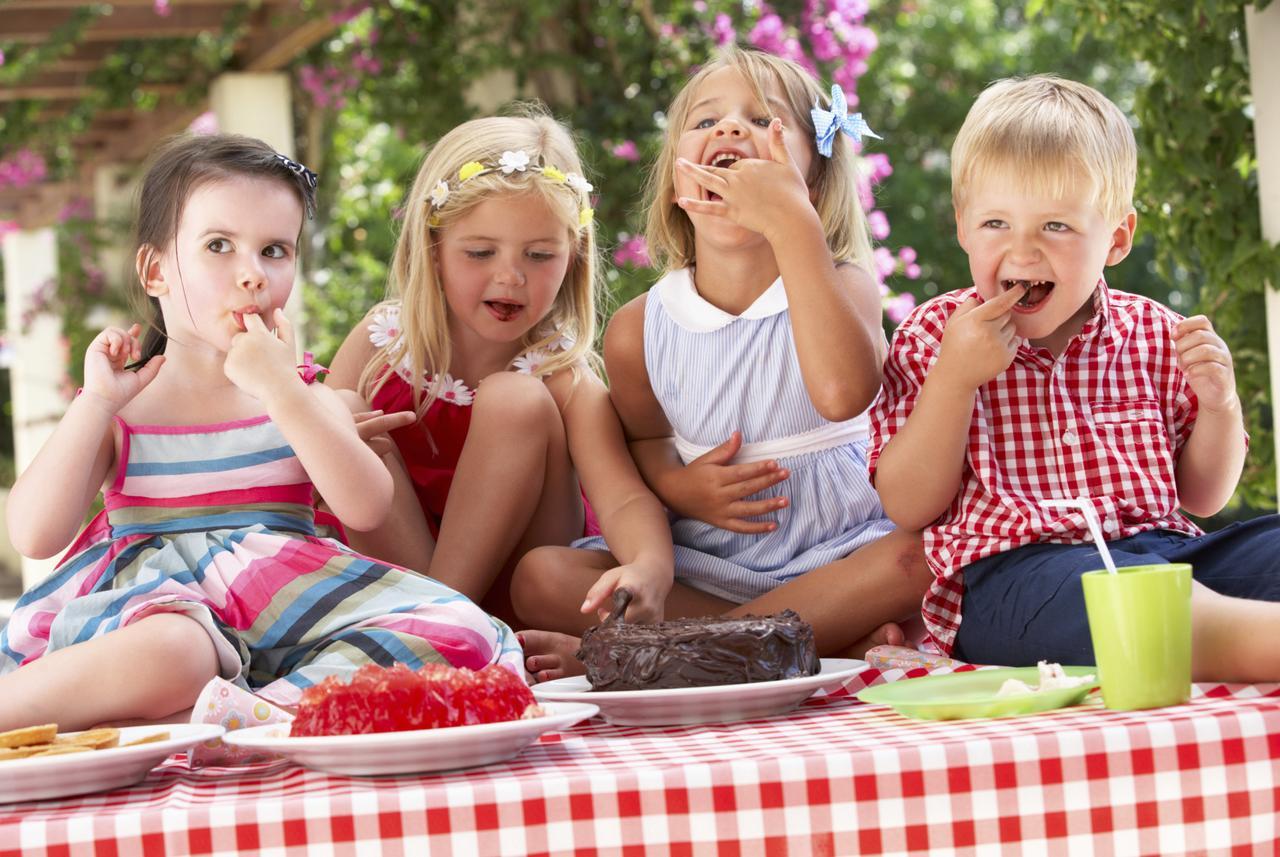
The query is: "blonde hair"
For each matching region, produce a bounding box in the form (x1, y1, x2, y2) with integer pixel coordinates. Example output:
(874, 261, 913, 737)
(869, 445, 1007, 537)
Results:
(951, 75, 1136, 223)
(644, 45, 874, 272)
(359, 105, 601, 414)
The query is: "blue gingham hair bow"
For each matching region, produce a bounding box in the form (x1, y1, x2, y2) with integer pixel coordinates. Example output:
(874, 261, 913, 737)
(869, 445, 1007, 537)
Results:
(810, 84, 881, 158)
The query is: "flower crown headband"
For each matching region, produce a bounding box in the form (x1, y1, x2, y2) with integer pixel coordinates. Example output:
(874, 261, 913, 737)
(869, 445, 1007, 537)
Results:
(427, 149, 595, 228)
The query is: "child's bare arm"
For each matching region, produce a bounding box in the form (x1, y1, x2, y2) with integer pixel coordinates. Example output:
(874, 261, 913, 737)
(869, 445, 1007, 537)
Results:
(875, 286, 1027, 530)
(9, 324, 162, 559)
(549, 364, 674, 623)
(224, 311, 393, 532)
(606, 296, 788, 533)
(1173, 315, 1246, 516)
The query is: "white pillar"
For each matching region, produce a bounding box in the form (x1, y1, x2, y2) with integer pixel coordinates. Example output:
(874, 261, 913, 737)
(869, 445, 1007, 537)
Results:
(209, 73, 296, 157)
(3, 228, 64, 587)
(1246, 4, 1280, 506)
(208, 72, 306, 338)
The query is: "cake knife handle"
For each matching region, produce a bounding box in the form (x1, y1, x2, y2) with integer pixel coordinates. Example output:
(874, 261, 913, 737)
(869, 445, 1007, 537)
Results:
(606, 587, 633, 625)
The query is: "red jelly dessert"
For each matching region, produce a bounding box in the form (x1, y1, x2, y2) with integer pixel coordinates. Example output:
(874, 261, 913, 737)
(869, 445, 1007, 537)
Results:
(290, 662, 539, 737)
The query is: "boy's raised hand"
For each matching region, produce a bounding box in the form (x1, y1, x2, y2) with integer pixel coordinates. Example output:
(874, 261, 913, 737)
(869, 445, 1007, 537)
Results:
(1174, 315, 1239, 413)
(675, 118, 811, 239)
(936, 284, 1028, 389)
(83, 323, 164, 410)
(661, 431, 789, 534)
(224, 308, 301, 400)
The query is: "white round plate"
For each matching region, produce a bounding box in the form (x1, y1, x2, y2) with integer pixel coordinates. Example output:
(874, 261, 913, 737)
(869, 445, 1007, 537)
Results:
(532, 658, 867, 726)
(222, 701, 598, 776)
(0, 723, 225, 804)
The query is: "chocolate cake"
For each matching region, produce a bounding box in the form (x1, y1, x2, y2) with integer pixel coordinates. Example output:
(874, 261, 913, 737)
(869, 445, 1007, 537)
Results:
(576, 589, 820, 691)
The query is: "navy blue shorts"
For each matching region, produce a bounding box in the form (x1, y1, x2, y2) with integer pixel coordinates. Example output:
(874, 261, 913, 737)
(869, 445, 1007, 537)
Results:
(952, 515, 1280, 666)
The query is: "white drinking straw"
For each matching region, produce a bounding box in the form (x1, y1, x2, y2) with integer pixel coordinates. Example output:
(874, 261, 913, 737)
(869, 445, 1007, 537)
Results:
(1042, 498, 1119, 575)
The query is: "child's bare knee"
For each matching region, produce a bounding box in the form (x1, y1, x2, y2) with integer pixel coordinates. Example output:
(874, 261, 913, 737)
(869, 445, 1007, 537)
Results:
(136, 612, 219, 684)
(471, 372, 558, 430)
(510, 547, 566, 625)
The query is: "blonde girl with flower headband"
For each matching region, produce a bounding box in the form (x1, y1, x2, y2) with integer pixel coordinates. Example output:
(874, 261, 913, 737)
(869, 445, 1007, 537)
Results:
(515, 47, 933, 680)
(328, 106, 675, 627)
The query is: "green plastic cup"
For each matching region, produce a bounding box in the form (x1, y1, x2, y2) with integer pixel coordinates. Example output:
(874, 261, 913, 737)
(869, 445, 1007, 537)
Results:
(1081, 564, 1192, 710)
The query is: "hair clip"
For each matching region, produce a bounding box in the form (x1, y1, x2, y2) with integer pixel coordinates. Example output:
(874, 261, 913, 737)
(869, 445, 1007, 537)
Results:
(811, 84, 881, 158)
(427, 149, 594, 228)
(274, 153, 319, 190)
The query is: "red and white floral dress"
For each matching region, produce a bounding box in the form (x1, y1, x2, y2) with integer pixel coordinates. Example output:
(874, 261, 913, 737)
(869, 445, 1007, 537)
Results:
(365, 304, 600, 540)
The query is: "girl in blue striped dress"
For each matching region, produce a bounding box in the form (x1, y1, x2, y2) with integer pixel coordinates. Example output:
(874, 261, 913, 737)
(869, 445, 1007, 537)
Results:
(514, 47, 933, 680)
(0, 135, 521, 732)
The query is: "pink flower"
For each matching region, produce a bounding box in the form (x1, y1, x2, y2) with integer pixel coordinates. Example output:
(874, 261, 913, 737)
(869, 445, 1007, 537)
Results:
(711, 13, 736, 46)
(886, 293, 917, 324)
(868, 210, 890, 241)
(864, 153, 893, 184)
(898, 246, 917, 265)
(188, 111, 219, 136)
(0, 220, 18, 238)
(297, 352, 330, 384)
(612, 234, 651, 268)
(873, 246, 896, 280)
(153, 0, 171, 17)
(610, 140, 640, 162)
(904, 263, 921, 280)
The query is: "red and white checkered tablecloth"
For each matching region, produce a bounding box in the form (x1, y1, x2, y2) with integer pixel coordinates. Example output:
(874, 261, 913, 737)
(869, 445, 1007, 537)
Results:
(3, 671, 1279, 857)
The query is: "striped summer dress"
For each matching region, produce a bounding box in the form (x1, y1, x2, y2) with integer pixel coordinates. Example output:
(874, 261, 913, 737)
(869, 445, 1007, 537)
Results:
(0, 414, 523, 706)
(576, 267, 895, 604)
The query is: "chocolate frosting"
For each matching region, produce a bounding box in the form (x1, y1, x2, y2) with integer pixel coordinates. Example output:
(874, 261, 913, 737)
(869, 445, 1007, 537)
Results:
(576, 589, 820, 691)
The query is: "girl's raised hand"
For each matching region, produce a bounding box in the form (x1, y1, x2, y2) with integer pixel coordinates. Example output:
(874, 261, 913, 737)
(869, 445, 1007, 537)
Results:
(83, 323, 165, 411)
(675, 118, 811, 239)
(224, 308, 301, 401)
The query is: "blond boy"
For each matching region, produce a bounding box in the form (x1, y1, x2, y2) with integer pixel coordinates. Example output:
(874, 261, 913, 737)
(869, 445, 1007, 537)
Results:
(868, 75, 1280, 681)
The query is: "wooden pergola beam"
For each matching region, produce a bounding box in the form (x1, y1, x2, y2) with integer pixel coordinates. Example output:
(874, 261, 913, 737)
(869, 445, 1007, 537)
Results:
(1, 4, 346, 228)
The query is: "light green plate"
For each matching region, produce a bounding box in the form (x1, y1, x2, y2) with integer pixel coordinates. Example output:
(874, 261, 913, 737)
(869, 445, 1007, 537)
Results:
(856, 666, 1100, 721)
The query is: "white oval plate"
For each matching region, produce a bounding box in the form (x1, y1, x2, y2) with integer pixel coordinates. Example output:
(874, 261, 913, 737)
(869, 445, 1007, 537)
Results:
(0, 723, 225, 804)
(223, 701, 598, 776)
(532, 658, 867, 726)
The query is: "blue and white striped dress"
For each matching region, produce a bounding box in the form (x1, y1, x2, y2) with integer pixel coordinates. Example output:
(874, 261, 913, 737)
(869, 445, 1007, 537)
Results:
(578, 267, 894, 603)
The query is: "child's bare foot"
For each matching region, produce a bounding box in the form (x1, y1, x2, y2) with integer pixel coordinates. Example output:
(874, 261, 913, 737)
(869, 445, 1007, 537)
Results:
(518, 630, 585, 683)
(841, 622, 905, 660)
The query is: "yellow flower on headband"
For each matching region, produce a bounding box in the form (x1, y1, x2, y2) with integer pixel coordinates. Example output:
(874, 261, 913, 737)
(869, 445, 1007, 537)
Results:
(542, 166, 567, 182)
(579, 207, 594, 227)
(459, 161, 485, 182)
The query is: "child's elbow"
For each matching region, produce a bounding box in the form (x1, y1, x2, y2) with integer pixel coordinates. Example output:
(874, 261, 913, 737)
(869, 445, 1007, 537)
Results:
(9, 526, 64, 561)
(811, 383, 877, 423)
(331, 472, 396, 533)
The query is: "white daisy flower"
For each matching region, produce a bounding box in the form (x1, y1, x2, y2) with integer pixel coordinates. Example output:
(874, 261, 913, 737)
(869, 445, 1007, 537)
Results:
(565, 172, 593, 194)
(498, 150, 531, 174)
(512, 349, 552, 376)
(367, 307, 403, 350)
(429, 179, 450, 208)
(536, 325, 574, 352)
(432, 373, 475, 406)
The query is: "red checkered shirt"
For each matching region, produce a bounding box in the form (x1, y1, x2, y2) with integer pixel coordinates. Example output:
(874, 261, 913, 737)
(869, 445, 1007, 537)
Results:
(868, 282, 1204, 654)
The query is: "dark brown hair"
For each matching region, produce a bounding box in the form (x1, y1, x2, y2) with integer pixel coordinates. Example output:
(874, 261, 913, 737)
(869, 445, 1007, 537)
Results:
(131, 134, 317, 363)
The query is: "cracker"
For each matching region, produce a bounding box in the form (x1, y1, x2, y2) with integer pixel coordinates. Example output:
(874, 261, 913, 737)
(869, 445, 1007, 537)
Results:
(120, 731, 170, 747)
(55, 728, 120, 750)
(0, 723, 58, 749)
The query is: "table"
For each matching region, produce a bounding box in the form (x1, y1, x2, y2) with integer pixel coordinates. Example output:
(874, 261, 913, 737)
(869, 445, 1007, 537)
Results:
(2, 669, 1278, 856)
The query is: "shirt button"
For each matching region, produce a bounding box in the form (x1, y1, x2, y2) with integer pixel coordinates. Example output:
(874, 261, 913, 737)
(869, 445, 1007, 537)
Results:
(1062, 430, 1077, 445)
